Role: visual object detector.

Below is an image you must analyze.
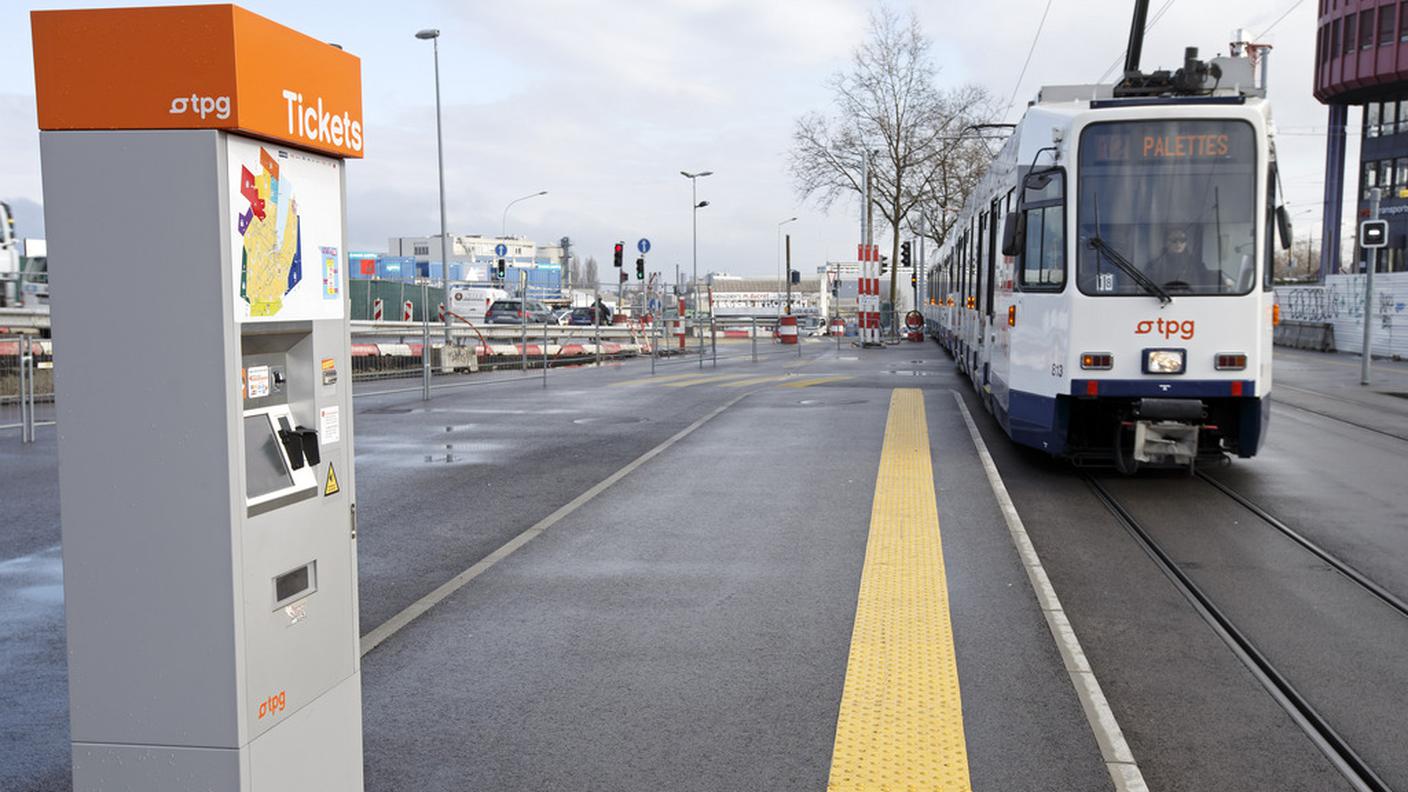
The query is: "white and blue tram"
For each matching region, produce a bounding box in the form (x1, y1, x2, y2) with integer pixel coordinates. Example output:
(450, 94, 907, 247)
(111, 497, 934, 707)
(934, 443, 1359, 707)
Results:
(923, 49, 1289, 471)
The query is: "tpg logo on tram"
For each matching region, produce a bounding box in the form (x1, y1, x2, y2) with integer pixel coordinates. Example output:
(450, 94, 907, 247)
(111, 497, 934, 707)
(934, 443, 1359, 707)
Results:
(1136, 318, 1196, 340)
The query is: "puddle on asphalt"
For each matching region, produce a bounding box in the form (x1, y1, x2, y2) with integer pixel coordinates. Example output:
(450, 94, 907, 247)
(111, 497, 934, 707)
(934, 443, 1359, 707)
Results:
(0, 545, 66, 632)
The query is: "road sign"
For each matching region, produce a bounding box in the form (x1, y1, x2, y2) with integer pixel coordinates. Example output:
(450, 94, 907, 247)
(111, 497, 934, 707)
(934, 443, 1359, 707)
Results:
(494, 242, 508, 257)
(1362, 219, 1389, 249)
(637, 238, 651, 254)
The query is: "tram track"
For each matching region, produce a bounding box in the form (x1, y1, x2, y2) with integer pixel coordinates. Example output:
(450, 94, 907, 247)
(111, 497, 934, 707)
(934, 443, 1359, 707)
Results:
(1274, 385, 1408, 444)
(1085, 473, 1403, 792)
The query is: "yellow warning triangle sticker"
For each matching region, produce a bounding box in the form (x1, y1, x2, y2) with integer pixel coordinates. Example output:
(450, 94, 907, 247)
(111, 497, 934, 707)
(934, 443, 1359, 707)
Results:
(324, 463, 340, 497)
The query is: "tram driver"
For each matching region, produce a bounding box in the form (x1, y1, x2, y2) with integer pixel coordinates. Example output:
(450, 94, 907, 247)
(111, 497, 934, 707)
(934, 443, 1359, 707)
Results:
(1146, 225, 1237, 291)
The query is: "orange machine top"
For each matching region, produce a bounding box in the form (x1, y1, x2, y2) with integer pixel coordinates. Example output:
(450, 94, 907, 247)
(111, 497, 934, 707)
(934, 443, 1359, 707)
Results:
(32, 4, 364, 159)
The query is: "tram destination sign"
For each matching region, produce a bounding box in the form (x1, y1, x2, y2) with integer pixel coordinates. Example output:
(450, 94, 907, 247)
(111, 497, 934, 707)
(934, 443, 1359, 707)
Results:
(1083, 121, 1248, 166)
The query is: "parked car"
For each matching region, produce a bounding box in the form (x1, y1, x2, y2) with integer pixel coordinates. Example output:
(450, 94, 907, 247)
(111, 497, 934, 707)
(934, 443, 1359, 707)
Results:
(485, 299, 555, 324)
(566, 307, 604, 326)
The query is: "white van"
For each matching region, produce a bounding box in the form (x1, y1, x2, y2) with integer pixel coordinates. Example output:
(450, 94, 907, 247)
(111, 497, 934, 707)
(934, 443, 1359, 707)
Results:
(448, 285, 508, 324)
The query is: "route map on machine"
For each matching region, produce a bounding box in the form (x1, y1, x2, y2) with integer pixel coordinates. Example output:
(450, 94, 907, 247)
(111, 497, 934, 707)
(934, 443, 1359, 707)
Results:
(238, 147, 301, 317)
(229, 134, 343, 323)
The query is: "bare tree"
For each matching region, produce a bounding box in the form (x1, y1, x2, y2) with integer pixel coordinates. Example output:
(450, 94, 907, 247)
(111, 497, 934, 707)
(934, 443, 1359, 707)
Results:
(584, 255, 599, 289)
(790, 6, 997, 313)
(569, 255, 584, 290)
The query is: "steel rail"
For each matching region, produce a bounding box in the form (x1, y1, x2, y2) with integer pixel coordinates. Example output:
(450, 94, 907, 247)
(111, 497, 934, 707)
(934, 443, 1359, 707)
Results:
(1196, 472, 1408, 621)
(1085, 475, 1393, 792)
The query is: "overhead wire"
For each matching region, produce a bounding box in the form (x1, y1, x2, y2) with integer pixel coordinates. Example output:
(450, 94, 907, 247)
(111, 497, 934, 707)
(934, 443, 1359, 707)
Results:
(1256, 0, 1306, 39)
(1005, 0, 1056, 117)
(1097, 0, 1178, 83)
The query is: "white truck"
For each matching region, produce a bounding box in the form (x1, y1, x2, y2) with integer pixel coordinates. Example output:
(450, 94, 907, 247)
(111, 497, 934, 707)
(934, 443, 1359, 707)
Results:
(0, 201, 18, 306)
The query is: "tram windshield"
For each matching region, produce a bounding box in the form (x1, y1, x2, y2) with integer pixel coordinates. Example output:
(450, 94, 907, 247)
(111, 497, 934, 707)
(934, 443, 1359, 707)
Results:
(1076, 119, 1257, 297)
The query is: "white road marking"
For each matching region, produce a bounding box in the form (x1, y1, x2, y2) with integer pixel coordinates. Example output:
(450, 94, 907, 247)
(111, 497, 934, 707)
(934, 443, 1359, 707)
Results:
(359, 392, 751, 656)
(951, 390, 1148, 792)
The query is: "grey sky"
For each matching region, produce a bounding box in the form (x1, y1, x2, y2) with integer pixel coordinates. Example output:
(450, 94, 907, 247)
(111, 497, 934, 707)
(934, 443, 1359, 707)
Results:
(1, 0, 1348, 275)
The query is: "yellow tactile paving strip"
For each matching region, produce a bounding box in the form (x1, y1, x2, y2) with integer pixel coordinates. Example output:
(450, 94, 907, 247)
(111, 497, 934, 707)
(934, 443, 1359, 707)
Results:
(660, 373, 754, 387)
(827, 388, 972, 791)
(717, 375, 789, 388)
(780, 375, 852, 388)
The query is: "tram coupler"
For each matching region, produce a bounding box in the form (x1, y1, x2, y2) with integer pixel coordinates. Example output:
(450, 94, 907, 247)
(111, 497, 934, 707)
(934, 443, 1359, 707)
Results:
(1133, 420, 1199, 465)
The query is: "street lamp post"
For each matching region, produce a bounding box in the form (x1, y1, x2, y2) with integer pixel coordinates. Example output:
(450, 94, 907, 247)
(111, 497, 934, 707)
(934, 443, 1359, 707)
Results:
(776, 216, 797, 319)
(681, 170, 713, 368)
(415, 27, 452, 393)
(502, 190, 548, 236)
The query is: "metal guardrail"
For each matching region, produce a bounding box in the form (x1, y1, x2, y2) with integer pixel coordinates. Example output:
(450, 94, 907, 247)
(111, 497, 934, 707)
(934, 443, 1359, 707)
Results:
(2, 335, 52, 442)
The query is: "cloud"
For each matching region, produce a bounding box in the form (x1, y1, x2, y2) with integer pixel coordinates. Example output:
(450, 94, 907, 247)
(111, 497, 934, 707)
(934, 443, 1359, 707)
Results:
(2, 0, 1360, 278)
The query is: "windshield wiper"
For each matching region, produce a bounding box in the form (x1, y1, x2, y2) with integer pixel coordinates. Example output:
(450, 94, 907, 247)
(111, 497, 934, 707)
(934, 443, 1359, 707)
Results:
(1089, 190, 1172, 305)
(1088, 234, 1172, 305)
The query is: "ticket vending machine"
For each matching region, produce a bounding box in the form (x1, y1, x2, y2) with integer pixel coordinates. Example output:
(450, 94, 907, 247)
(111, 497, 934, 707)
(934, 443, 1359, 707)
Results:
(33, 7, 365, 790)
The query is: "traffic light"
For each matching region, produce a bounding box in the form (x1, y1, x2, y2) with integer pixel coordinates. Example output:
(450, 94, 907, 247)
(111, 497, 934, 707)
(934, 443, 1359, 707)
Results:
(619, 269, 628, 283)
(900, 241, 911, 268)
(496, 258, 505, 279)
(613, 242, 624, 268)
(790, 270, 801, 285)
(636, 258, 645, 280)
(910, 272, 918, 288)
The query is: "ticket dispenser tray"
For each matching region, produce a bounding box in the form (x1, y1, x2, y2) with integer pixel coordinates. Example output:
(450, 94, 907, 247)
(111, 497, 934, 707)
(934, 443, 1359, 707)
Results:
(244, 406, 318, 515)
(242, 326, 320, 517)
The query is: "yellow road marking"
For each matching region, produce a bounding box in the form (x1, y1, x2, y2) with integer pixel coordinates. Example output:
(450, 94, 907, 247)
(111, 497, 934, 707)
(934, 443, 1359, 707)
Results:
(661, 373, 754, 388)
(717, 375, 789, 388)
(781, 375, 852, 389)
(609, 372, 711, 387)
(827, 388, 971, 791)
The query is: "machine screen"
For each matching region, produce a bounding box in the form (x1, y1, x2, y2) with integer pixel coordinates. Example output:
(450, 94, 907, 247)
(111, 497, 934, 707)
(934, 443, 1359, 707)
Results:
(244, 414, 293, 499)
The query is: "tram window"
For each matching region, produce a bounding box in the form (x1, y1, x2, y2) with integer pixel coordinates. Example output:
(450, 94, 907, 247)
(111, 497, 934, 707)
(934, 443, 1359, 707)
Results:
(1363, 161, 1378, 199)
(1384, 102, 1399, 135)
(1018, 170, 1066, 291)
(977, 213, 986, 313)
(1367, 103, 1381, 138)
(1077, 120, 1256, 297)
(986, 202, 999, 315)
(1264, 173, 1275, 292)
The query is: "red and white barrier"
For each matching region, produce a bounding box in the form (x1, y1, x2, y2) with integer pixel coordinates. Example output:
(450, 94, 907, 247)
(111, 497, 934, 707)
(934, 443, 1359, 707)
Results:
(402, 300, 413, 322)
(779, 313, 798, 345)
(857, 243, 881, 346)
(674, 297, 687, 351)
(830, 317, 845, 336)
(372, 298, 384, 322)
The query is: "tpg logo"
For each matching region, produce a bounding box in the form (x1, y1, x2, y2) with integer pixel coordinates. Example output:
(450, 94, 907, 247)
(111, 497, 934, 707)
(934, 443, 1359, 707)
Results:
(169, 94, 232, 120)
(1136, 318, 1195, 340)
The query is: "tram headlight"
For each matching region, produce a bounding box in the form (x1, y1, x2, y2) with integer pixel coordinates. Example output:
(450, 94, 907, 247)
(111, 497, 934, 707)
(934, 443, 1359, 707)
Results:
(1143, 349, 1185, 375)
